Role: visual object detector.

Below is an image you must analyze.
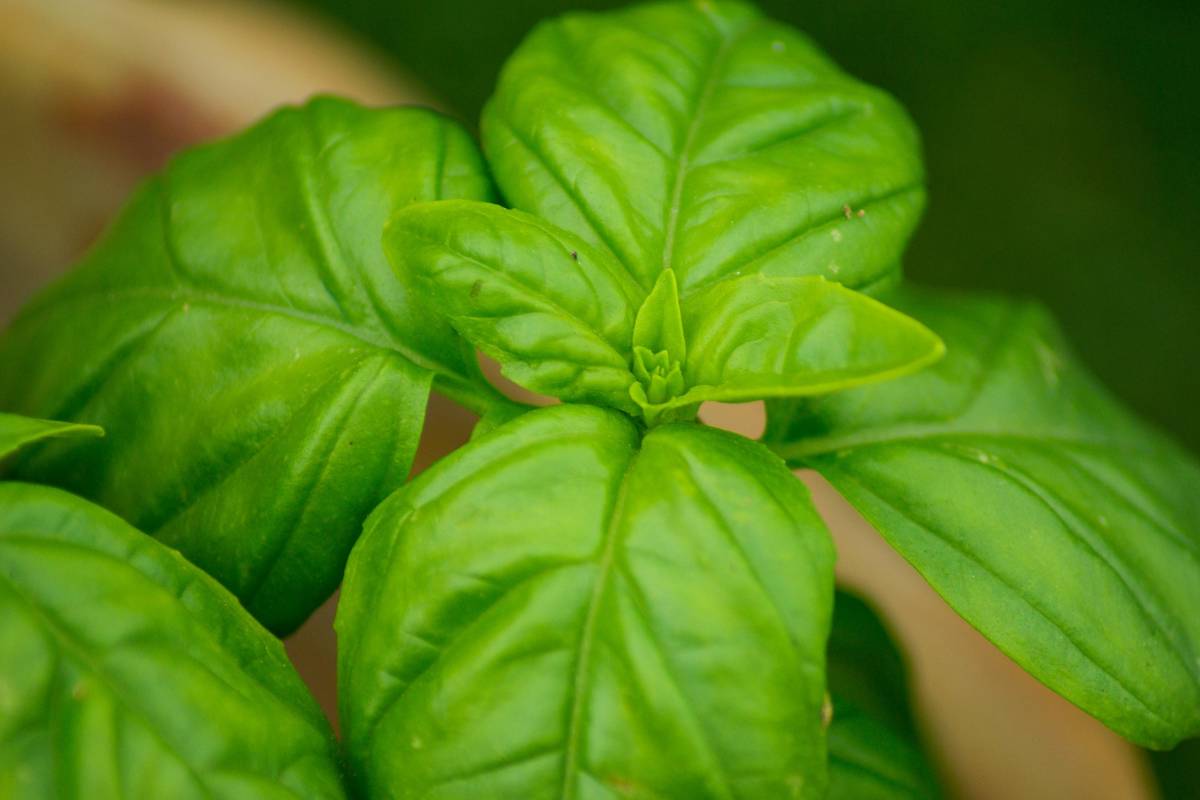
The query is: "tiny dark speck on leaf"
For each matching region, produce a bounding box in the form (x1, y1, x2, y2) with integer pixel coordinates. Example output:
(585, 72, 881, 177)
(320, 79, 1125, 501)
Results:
(469, 280, 483, 298)
(570, 251, 578, 261)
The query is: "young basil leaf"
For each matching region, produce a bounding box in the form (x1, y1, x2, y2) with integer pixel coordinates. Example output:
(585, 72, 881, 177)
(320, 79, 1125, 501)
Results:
(632, 268, 687, 365)
(338, 404, 835, 798)
(827, 591, 941, 799)
(0, 97, 501, 635)
(0, 482, 344, 798)
(766, 286, 1200, 749)
(483, 0, 924, 296)
(385, 199, 643, 411)
(389, 201, 942, 423)
(677, 274, 944, 405)
(0, 413, 102, 462)
(629, 269, 691, 422)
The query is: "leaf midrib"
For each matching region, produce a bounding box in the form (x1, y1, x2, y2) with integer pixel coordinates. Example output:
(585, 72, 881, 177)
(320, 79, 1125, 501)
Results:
(659, 19, 753, 278)
(560, 448, 639, 800)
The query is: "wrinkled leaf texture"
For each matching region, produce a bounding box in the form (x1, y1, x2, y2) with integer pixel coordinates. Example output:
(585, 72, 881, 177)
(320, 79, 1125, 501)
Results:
(386, 0, 936, 418)
(767, 286, 1200, 748)
(482, 0, 925, 297)
(0, 482, 344, 799)
(338, 404, 835, 799)
(387, 201, 942, 415)
(0, 97, 498, 634)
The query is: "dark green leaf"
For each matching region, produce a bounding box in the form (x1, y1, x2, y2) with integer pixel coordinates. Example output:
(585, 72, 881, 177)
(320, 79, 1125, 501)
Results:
(1148, 737, 1200, 799)
(0, 97, 501, 634)
(386, 199, 642, 411)
(483, 0, 924, 296)
(827, 591, 940, 799)
(767, 286, 1200, 748)
(338, 404, 835, 798)
(0, 413, 102, 462)
(0, 482, 344, 798)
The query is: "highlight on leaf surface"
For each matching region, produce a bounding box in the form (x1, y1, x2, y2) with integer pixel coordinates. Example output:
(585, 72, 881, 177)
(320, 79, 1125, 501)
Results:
(0, 97, 501, 635)
(483, 0, 925, 297)
(0, 482, 345, 799)
(767, 285, 1200, 749)
(386, 0, 937, 422)
(387, 201, 943, 423)
(385, 199, 643, 413)
(337, 404, 835, 798)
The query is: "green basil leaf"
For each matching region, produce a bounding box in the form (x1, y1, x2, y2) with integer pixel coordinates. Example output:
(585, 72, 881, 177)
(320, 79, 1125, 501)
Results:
(0, 97, 499, 634)
(338, 404, 835, 798)
(0, 482, 344, 798)
(0, 413, 102, 462)
(385, 199, 643, 411)
(827, 591, 940, 799)
(483, 0, 924, 296)
(632, 268, 687, 365)
(766, 286, 1200, 748)
(676, 274, 943, 405)
(389, 202, 942, 423)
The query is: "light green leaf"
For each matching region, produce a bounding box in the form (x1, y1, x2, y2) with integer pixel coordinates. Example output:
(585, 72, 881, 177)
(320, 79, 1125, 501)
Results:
(629, 269, 692, 422)
(0, 97, 500, 634)
(678, 274, 943, 404)
(633, 268, 687, 364)
(0, 413, 102, 462)
(385, 199, 643, 411)
(338, 404, 835, 798)
(766, 286, 1200, 748)
(624, 273, 944, 422)
(827, 591, 940, 799)
(389, 202, 941, 422)
(0, 482, 344, 799)
(483, 0, 924, 296)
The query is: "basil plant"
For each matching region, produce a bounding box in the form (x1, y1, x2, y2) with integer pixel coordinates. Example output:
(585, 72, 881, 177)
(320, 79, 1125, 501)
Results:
(1, 1, 1196, 798)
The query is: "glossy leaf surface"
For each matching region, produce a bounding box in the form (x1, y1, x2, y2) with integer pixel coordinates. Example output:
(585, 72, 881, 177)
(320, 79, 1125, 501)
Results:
(386, 200, 642, 411)
(0, 413, 102, 462)
(338, 404, 835, 798)
(0, 482, 344, 799)
(675, 274, 943, 405)
(826, 591, 939, 799)
(388, 201, 942, 421)
(767, 286, 1200, 748)
(0, 97, 498, 634)
(483, 0, 924, 296)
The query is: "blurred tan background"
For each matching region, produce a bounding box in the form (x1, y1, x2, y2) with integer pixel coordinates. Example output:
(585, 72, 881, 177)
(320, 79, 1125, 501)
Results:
(0, 1, 1186, 797)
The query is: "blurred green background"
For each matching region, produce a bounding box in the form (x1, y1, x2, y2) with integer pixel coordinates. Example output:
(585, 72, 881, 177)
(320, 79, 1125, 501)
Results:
(298, 0, 1200, 453)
